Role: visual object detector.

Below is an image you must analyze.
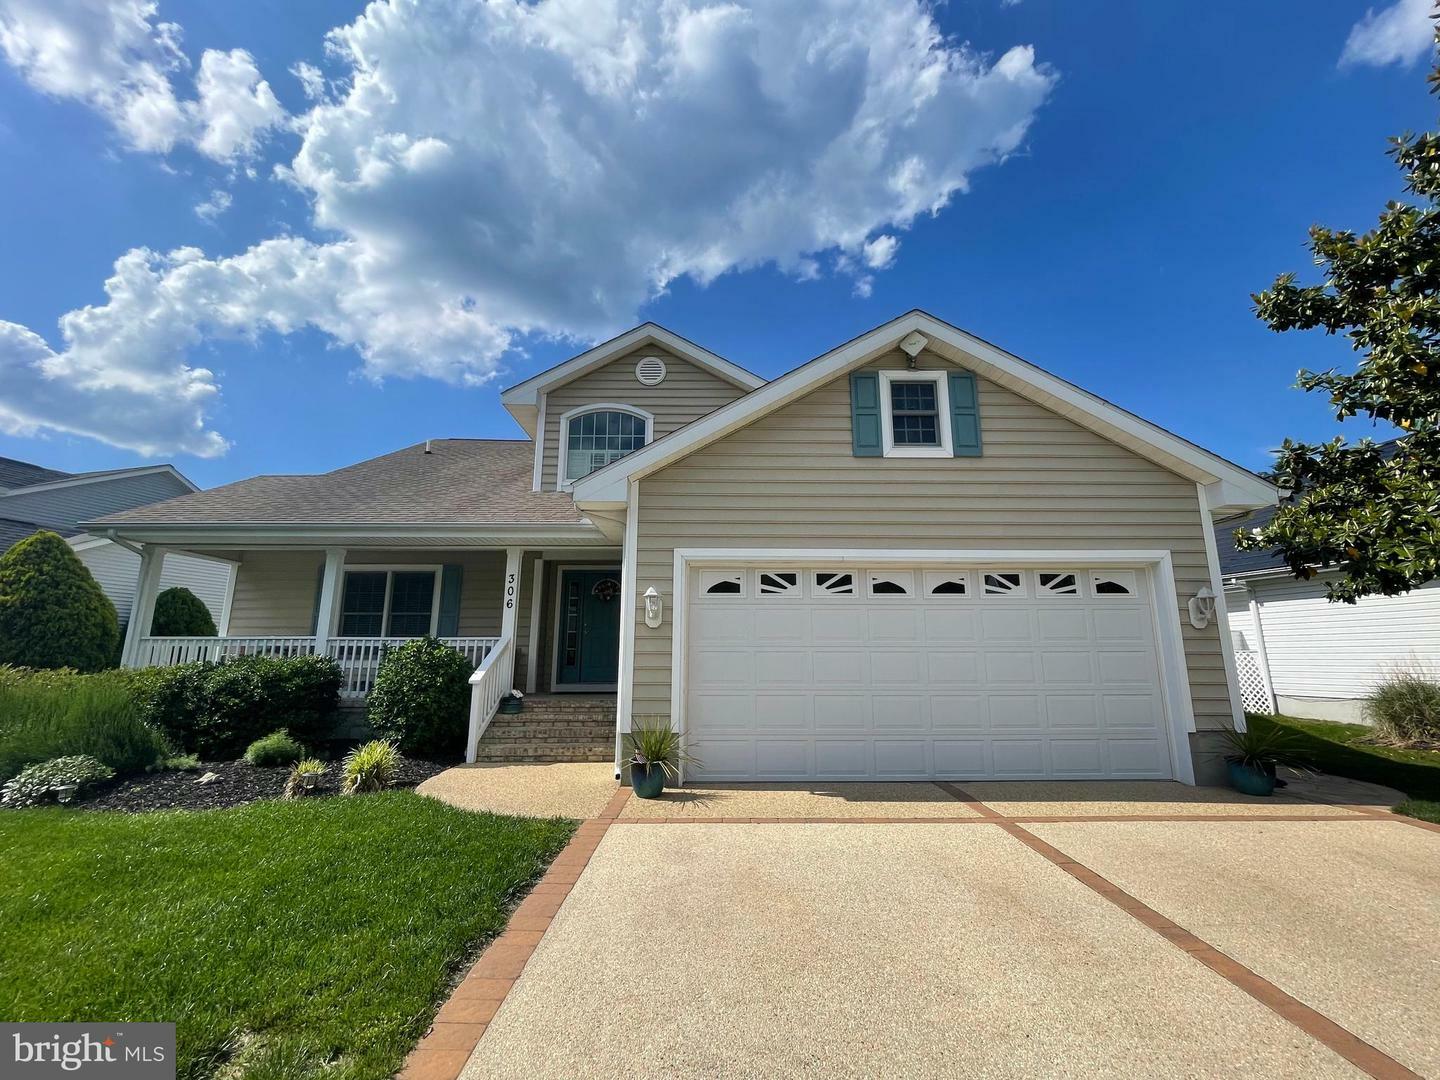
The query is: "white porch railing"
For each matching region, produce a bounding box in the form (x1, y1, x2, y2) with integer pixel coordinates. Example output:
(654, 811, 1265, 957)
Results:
(135, 636, 317, 667)
(133, 635, 499, 700)
(327, 636, 498, 697)
(465, 634, 515, 763)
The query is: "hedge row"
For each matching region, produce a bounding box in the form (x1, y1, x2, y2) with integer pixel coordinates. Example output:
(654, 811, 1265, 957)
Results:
(0, 655, 343, 777)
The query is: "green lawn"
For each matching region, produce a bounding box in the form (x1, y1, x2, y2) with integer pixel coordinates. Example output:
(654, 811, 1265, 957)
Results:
(1251, 713, 1440, 823)
(0, 793, 573, 1080)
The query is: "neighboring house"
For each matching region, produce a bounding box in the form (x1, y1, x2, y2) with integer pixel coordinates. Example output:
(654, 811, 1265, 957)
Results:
(0, 457, 235, 630)
(1216, 502, 1440, 724)
(91, 311, 1277, 785)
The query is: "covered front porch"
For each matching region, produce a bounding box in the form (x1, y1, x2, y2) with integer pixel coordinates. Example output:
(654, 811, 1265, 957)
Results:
(115, 537, 624, 757)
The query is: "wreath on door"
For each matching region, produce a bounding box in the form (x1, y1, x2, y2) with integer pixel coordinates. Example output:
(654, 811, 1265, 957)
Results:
(591, 578, 620, 602)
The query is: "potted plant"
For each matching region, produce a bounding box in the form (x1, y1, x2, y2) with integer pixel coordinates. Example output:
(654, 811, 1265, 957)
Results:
(498, 689, 524, 715)
(623, 719, 698, 799)
(1219, 724, 1307, 796)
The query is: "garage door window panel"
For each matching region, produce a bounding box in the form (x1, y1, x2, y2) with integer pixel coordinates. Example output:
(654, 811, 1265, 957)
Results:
(867, 571, 915, 597)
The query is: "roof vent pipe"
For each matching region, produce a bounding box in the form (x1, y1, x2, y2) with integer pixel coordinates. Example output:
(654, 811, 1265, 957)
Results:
(424, 440, 433, 454)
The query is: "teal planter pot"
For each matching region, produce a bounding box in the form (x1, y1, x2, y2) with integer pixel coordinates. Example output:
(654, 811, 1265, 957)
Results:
(1227, 760, 1276, 797)
(497, 697, 522, 715)
(629, 763, 665, 799)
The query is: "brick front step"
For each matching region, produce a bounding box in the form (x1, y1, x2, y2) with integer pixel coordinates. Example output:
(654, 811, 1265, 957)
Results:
(477, 698, 615, 762)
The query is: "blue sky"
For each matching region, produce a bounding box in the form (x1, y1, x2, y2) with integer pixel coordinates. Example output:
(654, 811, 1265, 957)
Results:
(0, 0, 1432, 488)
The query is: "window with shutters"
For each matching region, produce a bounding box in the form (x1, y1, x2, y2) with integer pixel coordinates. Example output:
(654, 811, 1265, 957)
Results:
(877, 371, 953, 458)
(339, 569, 439, 636)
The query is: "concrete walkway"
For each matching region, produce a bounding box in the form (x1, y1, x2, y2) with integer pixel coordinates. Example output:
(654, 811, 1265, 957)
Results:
(418, 763, 618, 820)
(400, 776, 1438, 1080)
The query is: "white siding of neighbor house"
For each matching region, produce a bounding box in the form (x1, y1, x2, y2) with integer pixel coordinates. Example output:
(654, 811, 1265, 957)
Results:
(631, 349, 1233, 731)
(1223, 587, 1258, 652)
(0, 471, 193, 531)
(539, 346, 749, 490)
(1248, 576, 1440, 699)
(224, 548, 546, 684)
(76, 540, 234, 628)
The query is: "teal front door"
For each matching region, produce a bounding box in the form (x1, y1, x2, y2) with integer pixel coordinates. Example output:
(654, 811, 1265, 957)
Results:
(555, 568, 622, 687)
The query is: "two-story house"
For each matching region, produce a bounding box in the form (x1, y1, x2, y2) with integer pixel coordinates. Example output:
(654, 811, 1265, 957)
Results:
(90, 312, 1276, 785)
(1, 456, 233, 629)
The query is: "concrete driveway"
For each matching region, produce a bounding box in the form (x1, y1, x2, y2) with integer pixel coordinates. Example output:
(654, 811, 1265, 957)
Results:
(435, 782, 1438, 1080)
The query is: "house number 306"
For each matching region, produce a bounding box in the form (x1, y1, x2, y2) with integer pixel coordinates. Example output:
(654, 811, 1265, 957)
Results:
(505, 572, 516, 609)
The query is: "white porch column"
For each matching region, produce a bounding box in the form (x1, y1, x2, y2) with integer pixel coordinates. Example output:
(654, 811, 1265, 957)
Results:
(121, 545, 167, 667)
(313, 548, 347, 656)
(525, 557, 545, 692)
(501, 547, 522, 644)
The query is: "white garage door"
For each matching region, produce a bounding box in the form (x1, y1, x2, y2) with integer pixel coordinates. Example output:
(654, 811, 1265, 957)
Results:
(684, 565, 1173, 781)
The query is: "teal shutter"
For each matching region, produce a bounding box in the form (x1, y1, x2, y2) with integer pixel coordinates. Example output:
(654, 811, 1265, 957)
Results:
(310, 565, 324, 634)
(850, 371, 882, 457)
(437, 564, 463, 637)
(948, 371, 982, 457)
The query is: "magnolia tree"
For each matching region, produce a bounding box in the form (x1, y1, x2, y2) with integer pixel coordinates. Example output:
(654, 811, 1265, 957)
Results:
(1239, 32, 1440, 602)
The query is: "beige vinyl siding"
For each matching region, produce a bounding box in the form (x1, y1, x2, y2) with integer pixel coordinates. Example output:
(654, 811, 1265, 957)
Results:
(224, 548, 545, 685)
(631, 349, 1232, 732)
(540, 347, 748, 490)
(228, 551, 323, 635)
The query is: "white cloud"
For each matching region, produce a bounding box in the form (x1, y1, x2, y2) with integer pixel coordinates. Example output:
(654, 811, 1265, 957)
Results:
(0, 0, 1055, 456)
(193, 188, 232, 221)
(1341, 0, 1434, 68)
(0, 0, 284, 161)
(863, 234, 901, 270)
(291, 60, 326, 101)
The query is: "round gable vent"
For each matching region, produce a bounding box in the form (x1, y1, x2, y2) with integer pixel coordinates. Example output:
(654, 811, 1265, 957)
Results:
(635, 356, 667, 386)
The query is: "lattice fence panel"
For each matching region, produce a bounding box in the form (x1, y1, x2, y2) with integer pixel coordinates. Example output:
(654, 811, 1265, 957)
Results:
(1234, 649, 1272, 713)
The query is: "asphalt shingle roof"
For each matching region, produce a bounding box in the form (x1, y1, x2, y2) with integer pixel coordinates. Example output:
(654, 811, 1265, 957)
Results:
(0, 456, 71, 491)
(1214, 439, 1404, 578)
(1214, 504, 1283, 576)
(94, 440, 585, 526)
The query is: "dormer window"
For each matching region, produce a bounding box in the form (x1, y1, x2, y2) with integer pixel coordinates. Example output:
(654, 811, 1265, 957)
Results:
(559, 405, 652, 487)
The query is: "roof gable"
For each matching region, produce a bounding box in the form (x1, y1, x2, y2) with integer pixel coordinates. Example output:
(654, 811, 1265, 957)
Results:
(500, 323, 765, 437)
(571, 310, 1278, 515)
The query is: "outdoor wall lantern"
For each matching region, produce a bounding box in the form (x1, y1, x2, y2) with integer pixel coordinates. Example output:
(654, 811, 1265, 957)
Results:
(1187, 585, 1216, 630)
(643, 586, 663, 628)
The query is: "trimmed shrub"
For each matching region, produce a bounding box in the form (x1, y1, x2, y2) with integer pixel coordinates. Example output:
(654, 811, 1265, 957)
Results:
(0, 671, 170, 782)
(366, 638, 471, 757)
(1365, 670, 1440, 744)
(150, 588, 217, 637)
(2, 755, 114, 807)
(144, 654, 343, 760)
(0, 532, 119, 672)
(244, 731, 303, 767)
(341, 740, 400, 794)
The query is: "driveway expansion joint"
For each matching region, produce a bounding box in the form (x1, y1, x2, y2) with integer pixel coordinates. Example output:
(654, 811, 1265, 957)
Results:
(995, 819, 1425, 1080)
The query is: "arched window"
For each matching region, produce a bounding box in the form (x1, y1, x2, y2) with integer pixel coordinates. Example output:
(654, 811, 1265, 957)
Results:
(560, 406, 651, 486)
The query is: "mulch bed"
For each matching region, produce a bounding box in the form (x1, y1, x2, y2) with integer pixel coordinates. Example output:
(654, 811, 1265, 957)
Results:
(81, 757, 454, 813)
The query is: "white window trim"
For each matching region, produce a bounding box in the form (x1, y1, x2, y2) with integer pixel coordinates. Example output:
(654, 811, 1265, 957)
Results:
(338, 565, 443, 638)
(556, 403, 654, 491)
(878, 370, 952, 458)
